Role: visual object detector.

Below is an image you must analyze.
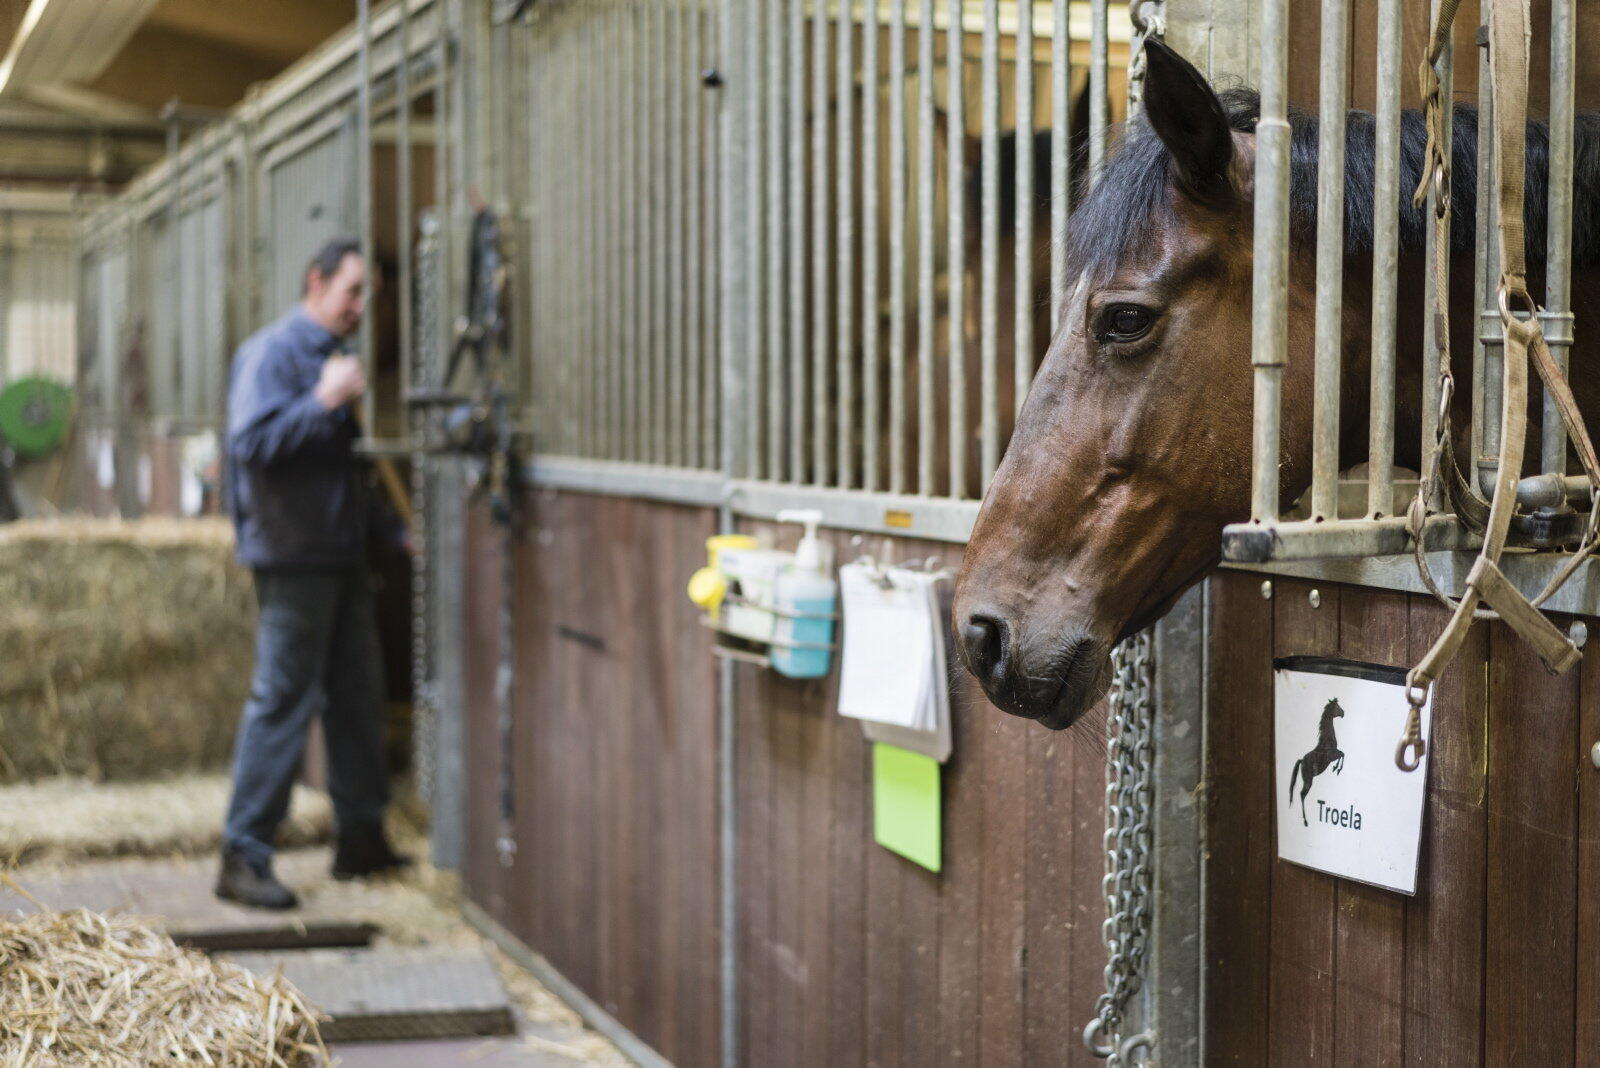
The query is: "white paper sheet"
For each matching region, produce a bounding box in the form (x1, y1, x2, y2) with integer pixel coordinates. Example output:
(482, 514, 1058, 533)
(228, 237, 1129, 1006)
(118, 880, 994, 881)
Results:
(836, 562, 948, 733)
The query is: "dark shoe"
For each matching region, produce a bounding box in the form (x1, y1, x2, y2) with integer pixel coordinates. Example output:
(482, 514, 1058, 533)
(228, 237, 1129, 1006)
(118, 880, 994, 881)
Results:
(332, 825, 412, 881)
(215, 847, 298, 910)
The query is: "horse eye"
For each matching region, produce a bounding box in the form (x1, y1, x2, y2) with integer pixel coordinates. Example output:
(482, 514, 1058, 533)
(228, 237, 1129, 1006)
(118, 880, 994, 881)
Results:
(1102, 304, 1154, 342)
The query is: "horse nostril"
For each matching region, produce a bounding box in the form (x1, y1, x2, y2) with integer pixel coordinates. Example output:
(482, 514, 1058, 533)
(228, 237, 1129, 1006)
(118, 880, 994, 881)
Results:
(961, 613, 1010, 685)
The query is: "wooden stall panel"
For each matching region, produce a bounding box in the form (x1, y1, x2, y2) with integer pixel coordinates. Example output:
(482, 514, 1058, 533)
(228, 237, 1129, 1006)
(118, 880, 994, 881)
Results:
(1267, 577, 1338, 1066)
(1206, 575, 1592, 1066)
(1484, 623, 1579, 1065)
(1404, 596, 1487, 1066)
(1203, 569, 1275, 1062)
(462, 492, 721, 1068)
(733, 526, 1106, 1068)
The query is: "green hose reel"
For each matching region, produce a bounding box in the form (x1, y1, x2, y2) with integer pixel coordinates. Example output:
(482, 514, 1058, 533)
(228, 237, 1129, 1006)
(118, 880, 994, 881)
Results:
(0, 377, 73, 459)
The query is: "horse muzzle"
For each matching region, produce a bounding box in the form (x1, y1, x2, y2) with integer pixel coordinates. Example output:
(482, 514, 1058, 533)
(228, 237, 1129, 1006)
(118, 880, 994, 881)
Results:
(957, 609, 1110, 729)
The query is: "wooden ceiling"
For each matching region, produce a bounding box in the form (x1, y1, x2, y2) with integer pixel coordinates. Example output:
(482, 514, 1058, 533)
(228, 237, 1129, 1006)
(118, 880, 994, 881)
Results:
(0, 0, 356, 186)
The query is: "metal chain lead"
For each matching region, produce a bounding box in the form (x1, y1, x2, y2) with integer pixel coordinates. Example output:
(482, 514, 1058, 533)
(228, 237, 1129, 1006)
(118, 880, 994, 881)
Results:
(1125, 1, 1168, 115)
(410, 210, 441, 811)
(1084, 631, 1156, 1063)
(1086, 14, 1164, 1057)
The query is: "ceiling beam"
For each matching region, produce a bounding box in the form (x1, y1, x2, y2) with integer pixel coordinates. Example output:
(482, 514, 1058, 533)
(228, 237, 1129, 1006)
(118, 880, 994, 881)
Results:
(0, 0, 162, 96)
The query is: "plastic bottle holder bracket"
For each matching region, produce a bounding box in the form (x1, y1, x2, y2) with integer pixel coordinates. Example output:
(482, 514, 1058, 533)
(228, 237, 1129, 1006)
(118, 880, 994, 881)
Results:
(700, 593, 840, 669)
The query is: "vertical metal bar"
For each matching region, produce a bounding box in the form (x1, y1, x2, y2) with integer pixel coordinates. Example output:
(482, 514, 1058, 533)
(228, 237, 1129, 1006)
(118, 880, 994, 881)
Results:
(819, 0, 838, 486)
(716, 0, 748, 1043)
(946, 0, 965, 497)
(615, 3, 631, 459)
(1420, 0, 1451, 465)
(888, 0, 908, 494)
(704, 0, 721, 470)
(1366, 0, 1401, 518)
(398, 0, 414, 404)
(1542, 0, 1575, 477)
(979, 0, 999, 485)
(832, 2, 857, 486)
(1049, 0, 1068, 326)
(357, 0, 375, 432)
(670, 1, 688, 466)
(788, 0, 806, 481)
(1013, 0, 1034, 415)
(655, 3, 672, 464)
(917, 0, 936, 494)
(636, 4, 649, 463)
(688, 0, 707, 468)
(766, 0, 786, 479)
(1249, 0, 1289, 523)
(588, 14, 605, 458)
(434, 0, 452, 400)
(860, 0, 879, 491)
(1089, 0, 1109, 184)
(1309, 0, 1348, 521)
(747, 0, 764, 475)
(1472, 17, 1497, 466)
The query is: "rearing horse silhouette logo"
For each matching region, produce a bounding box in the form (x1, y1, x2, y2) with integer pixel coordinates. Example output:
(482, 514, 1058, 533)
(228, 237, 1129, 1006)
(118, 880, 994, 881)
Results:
(1288, 698, 1346, 826)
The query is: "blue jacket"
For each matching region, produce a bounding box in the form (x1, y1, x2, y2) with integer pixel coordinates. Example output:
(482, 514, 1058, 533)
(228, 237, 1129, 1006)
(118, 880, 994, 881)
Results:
(226, 310, 377, 569)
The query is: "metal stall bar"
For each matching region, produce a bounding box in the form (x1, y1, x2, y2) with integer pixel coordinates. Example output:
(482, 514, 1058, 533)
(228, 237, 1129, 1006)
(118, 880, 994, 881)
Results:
(572, 13, 592, 454)
(1367, 0, 1401, 518)
(916, 0, 936, 495)
(689, 0, 708, 469)
(860, 0, 879, 491)
(398, 0, 414, 410)
(716, 0, 747, 1055)
(1249, 0, 1289, 523)
(1473, 8, 1499, 476)
(946, 0, 965, 498)
(657, 3, 675, 467)
(358, 0, 375, 433)
(1050, 0, 1069, 327)
(788, 0, 807, 481)
(1420, 0, 1451, 459)
(595, 11, 604, 460)
(635, 1, 652, 462)
(838, 0, 864, 489)
(979, 0, 999, 485)
(434, 0, 452, 412)
(889, 0, 908, 494)
(766, 0, 787, 480)
(1013, 0, 1034, 416)
(1089, 0, 1109, 183)
(1309, 0, 1348, 521)
(746, 0, 764, 475)
(1542, 0, 1576, 477)
(806, 0, 832, 482)
(612, 6, 628, 455)
(671, 1, 689, 467)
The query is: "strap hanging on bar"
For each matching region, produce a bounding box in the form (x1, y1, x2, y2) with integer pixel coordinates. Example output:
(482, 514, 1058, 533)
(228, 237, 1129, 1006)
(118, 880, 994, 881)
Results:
(1399, 0, 1600, 770)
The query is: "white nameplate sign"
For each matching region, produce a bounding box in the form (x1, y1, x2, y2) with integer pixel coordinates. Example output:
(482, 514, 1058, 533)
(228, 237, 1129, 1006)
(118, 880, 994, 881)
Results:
(1274, 657, 1432, 895)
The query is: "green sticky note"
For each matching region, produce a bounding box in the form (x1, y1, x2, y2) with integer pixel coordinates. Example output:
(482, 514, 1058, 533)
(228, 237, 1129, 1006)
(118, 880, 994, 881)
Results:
(872, 743, 942, 872)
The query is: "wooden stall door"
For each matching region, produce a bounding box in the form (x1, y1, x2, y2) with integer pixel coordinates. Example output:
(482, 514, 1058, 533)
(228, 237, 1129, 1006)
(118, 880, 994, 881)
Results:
(1205, 569, 1594, 1065)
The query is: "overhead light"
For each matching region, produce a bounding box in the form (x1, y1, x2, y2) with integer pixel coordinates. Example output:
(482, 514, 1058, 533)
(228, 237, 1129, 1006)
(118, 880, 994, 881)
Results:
(0, 0, 54, 97)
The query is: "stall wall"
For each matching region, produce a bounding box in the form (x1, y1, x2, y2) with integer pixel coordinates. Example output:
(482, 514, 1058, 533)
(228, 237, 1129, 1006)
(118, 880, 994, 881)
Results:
(459, 490, 1111, 1067)
(1204, 569, 1600, 1064)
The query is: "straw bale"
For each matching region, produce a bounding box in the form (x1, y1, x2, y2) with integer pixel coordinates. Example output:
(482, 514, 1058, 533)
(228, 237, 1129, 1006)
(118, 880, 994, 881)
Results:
(0, 906, 327, 1065)
(0, 517, 256, 782)
(0, 776, 332, 869)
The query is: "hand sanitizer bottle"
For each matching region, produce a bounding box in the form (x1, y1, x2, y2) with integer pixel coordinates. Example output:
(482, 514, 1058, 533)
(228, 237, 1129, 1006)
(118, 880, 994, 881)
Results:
(771, 509, 837, 679)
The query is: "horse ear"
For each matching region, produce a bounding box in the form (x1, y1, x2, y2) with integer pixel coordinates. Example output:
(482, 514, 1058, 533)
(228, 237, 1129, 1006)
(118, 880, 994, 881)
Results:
(1141, 40, 1235, 200)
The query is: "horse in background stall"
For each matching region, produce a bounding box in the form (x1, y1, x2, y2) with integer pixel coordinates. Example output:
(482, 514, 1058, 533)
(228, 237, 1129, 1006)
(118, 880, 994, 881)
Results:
(950, 40, 1600, 728)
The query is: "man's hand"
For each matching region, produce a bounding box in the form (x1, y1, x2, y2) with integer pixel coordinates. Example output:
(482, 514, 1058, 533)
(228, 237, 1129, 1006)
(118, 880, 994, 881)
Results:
(314, 355, 367, 410)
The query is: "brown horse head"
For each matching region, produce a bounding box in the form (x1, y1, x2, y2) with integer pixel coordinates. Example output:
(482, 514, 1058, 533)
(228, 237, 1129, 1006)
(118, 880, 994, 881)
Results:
(953, 42, 1282, 728)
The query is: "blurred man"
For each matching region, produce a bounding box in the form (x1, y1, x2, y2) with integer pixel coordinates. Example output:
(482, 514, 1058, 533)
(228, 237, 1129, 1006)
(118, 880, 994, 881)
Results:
(217, 237, 408, 909)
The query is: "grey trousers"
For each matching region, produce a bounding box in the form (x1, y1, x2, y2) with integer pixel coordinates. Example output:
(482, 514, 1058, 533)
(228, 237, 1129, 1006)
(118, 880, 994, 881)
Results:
(223, 566, 389, 866)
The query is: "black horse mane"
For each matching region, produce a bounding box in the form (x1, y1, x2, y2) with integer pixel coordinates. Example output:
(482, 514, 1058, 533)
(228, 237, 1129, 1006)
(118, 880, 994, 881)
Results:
(1064, 87, 1600, 282)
